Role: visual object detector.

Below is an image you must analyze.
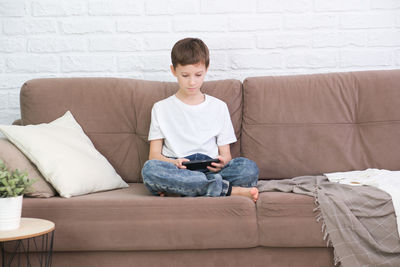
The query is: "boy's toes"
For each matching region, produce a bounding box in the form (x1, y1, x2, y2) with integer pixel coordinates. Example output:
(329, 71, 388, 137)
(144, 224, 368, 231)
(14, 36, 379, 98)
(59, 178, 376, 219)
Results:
(250, 188, 259, 202)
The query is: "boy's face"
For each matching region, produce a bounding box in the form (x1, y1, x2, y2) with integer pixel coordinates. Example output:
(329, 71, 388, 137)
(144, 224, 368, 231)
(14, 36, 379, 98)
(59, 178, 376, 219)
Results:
(170, 63, 208, 96)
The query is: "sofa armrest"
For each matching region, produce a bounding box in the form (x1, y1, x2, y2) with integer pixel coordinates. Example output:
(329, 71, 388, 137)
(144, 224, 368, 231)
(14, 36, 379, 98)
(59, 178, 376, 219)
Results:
(0, 137, 56, 198)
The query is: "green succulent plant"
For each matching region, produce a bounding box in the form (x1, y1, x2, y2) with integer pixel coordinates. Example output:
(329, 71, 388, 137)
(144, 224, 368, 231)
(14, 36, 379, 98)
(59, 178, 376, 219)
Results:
(0, 159, 36, 198)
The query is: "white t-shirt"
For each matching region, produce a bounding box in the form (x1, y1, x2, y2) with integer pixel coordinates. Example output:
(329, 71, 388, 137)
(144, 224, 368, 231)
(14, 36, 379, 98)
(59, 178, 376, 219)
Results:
(148, 94, 237, 158)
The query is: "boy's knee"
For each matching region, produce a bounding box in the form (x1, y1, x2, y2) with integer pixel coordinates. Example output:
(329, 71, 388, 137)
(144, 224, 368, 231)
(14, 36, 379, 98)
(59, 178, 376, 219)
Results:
(142, 160, 163, 195)
(141, 160, 160, 181)
(143, 159, 156, 169)
(246, 158, 259, 176)
(235, 157, 259, 184)
(141, 159, 177, 183)
(235, 157, 258, 171)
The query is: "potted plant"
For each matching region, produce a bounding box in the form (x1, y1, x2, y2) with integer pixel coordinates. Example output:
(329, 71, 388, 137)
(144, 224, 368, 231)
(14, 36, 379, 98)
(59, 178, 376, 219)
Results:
(0, 159, 35, 231)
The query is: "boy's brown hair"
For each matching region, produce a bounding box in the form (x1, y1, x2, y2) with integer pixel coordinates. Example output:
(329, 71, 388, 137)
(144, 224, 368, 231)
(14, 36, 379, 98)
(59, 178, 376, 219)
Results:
(171, 38, 209, 69)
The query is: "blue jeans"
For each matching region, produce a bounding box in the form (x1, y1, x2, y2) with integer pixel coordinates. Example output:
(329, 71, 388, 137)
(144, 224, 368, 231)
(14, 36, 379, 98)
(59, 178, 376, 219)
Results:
(141, 153, 259, 197)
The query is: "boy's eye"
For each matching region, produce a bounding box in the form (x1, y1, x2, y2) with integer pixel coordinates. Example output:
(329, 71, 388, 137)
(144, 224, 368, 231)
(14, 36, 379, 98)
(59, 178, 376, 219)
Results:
(181, 74, 202, 78)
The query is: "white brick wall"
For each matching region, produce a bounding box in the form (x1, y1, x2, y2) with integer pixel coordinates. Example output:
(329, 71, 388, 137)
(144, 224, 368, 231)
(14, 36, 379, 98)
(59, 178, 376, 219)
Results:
(0, 0, 399, 124)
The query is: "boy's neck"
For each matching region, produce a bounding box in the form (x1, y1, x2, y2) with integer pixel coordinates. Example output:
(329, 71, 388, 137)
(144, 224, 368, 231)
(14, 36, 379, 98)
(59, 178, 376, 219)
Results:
(175, 91, 205, 106)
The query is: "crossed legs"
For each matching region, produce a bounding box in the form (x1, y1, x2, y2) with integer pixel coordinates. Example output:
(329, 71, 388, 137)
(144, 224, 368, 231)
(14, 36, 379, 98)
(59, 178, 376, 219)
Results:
(142, 157, 259, 202)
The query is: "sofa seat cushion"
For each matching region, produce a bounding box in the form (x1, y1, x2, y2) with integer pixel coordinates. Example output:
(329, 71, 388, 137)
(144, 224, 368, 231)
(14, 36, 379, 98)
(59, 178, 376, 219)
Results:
(22, 183, 258, 252)
(257, 191, 328, 247)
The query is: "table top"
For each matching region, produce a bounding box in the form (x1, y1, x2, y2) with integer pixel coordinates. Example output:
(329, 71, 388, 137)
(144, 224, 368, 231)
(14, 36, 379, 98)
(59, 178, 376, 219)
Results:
(0, 218, 55, 242)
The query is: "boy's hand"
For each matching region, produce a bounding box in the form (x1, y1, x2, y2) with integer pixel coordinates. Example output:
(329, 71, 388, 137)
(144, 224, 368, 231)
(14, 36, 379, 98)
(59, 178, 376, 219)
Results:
(207, 155, 229, 172)
(174, 158, 190, 169)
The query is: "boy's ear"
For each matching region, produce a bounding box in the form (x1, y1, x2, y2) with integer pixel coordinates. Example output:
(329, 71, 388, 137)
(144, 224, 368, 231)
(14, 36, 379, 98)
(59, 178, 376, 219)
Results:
(170, 65, 177, 77)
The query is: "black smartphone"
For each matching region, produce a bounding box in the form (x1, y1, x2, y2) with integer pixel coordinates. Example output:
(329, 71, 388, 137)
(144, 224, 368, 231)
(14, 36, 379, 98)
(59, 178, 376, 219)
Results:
(182, 158, 220, 171)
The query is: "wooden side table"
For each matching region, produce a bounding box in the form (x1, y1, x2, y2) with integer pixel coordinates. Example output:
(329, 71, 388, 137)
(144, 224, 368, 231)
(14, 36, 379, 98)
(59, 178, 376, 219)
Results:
(0, 218, 55, 267)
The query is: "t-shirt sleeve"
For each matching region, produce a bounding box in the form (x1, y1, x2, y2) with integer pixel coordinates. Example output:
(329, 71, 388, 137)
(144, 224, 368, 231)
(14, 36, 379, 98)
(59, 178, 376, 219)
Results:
(216, 103, 237, 146)
(148, 104, 164, 141)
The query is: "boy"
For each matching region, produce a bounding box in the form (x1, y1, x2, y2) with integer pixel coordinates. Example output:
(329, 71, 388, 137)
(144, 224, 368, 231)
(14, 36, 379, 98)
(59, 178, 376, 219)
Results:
(141, 38, 259, 202)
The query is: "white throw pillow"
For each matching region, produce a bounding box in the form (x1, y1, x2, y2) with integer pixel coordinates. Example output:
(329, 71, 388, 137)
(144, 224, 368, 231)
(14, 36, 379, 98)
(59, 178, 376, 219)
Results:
(0, 111, 128, 198)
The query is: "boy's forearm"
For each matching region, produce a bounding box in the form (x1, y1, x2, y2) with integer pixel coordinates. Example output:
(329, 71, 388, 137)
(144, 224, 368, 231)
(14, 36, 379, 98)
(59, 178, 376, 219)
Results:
(148, 139, 175, 163)
(218, 144, 232, 162)
(149, 153, 175, 164)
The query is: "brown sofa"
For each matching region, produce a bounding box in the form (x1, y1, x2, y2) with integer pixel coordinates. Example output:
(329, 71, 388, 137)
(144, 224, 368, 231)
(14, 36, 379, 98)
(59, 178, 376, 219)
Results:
(2, 69, 400, 266)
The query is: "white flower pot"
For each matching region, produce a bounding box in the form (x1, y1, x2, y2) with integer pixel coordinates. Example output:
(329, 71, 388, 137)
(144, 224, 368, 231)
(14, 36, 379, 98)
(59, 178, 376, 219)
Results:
(0, 195, 23, 231)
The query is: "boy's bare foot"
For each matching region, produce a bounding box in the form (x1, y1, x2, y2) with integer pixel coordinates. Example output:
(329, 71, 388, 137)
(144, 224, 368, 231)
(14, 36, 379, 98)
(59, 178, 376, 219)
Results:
(231, 187, 259, 203)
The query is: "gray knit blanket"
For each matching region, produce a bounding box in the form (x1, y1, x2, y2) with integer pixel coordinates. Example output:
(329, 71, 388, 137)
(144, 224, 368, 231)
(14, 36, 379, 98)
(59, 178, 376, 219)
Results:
(257, 176, 400, 267)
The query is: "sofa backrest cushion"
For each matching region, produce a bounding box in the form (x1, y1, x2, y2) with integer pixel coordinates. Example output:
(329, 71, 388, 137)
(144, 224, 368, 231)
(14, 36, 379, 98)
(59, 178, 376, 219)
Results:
(242, 69, 400, 179)
(20, 78, 242, 183)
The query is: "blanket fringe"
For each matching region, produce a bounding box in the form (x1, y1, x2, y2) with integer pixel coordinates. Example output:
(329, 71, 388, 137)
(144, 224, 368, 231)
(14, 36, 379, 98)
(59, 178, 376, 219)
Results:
(313, 193, 342, 266)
